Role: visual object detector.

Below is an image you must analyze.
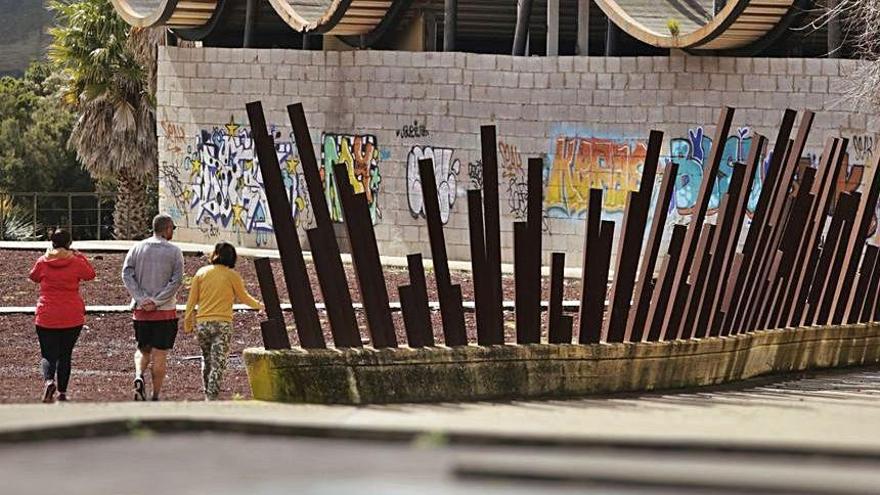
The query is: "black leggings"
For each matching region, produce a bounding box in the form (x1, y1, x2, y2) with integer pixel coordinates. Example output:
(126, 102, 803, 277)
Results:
(36, 326, 82, 393)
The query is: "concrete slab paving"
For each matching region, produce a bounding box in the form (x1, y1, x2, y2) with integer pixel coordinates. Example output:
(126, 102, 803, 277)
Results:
(1, 367, 879, 456)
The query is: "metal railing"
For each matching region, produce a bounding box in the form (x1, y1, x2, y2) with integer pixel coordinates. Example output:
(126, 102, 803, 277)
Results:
(3, 192, 116, 240)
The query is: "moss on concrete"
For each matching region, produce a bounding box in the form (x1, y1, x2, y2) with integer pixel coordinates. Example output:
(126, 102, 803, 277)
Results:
(243, 323, 880, 404)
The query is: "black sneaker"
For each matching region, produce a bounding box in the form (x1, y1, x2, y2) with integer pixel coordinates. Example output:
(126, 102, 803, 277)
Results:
(133, 376, 146, 401)
(57, 393, 67, 402)
(42, 381, 56, 404)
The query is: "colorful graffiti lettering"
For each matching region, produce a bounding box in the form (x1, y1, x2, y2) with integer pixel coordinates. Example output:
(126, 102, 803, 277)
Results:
(171, 118, 310, 247)
(321, 133, 382, 225)
(406, 146, 461, 224)
(668, 127, 754, 215)
(545, 134, 647, 217)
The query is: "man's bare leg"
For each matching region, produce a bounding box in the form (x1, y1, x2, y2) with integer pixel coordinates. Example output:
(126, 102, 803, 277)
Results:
(150, 349, 168, 400)
(133, 348, 150, 401)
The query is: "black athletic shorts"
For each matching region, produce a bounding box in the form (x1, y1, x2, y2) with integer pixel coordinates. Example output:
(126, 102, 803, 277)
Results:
(134, 319, 179, 351)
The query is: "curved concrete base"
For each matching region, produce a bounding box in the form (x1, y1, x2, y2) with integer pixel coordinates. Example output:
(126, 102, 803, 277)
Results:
(244, 324, 880, 404)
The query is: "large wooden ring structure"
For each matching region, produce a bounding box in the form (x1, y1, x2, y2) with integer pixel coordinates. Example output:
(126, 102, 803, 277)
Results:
(109, 0, 218, 29)
(110, 0, 398, 37)
(594, 0, 797, 51)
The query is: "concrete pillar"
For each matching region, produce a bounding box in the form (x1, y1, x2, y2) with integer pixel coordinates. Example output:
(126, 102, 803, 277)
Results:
(244, 0, 258, 48)
(425, 12, 438, 51)
(444, 0, 457, 51)
(605, 17, 620, 56)
(576, 0, 589, 55)
(513, 0, 534, 55)
(547, 0, 559, 56)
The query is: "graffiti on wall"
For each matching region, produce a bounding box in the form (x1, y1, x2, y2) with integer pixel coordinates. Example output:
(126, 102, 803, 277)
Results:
(498, 141, 530, 221)
(160, 121, 187, 154)
(668, 126, 755, 216)
(406, 146, 461, 224)
(161, 118, 311, 247)
(396, 120, 430, 139)
(321, 133, 382, 225)
(496, 141, 550, 232)
(468, 160, 483, 190)
(545, 134, 647, 217)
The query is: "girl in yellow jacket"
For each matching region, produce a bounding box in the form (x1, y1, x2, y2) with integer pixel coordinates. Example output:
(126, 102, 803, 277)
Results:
(184, 242, 263, 400)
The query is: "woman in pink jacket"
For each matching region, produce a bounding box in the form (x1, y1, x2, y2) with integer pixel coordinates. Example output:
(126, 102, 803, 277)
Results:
(29, 230, 96, 403)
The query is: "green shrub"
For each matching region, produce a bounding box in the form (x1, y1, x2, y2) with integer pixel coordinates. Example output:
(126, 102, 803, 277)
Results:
(667, 18, 681, 37)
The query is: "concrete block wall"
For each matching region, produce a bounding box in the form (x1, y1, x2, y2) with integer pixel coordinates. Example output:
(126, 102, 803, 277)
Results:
(156, 47, 877, 266)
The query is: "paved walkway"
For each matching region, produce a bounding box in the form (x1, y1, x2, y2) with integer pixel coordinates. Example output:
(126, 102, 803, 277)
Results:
(0, 240, 585, 278)
(2, 367, 879, 456)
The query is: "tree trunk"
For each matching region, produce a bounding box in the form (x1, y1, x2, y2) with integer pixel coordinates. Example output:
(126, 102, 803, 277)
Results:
(113, 169, 155, 240)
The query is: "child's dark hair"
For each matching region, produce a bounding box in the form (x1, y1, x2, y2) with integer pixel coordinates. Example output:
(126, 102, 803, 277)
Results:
(210, 241, 237, 268)
(50, 229, 71, 249)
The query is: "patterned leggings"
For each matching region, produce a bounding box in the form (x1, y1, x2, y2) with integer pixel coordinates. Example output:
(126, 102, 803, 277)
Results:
(196, 321, 233, 400)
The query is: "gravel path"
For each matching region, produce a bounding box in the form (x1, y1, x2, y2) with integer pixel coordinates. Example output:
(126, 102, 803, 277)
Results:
(0, 249, 582, 403)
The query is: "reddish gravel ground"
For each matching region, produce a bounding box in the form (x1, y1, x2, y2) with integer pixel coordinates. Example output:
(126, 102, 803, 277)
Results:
(0, 249, 581, 403)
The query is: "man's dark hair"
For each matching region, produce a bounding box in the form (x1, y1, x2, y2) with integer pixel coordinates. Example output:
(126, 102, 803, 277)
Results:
(210, 241, 237, 269)
(50, 229, 72, 249)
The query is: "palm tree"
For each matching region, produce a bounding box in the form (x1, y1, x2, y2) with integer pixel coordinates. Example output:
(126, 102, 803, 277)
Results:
(48, 0, 162, 239)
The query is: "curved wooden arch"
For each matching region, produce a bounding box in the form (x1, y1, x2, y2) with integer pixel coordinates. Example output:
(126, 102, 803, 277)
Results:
(594, 0, 796, 51)
(109, 0, 218, 29)
(267, 0, 395, 35)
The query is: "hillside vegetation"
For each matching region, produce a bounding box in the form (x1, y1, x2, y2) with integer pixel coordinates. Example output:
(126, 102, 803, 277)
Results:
(0, 1, 52, 76)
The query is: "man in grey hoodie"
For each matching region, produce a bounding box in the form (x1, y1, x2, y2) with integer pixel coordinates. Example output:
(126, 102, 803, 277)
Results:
(122, 214, 184, 401)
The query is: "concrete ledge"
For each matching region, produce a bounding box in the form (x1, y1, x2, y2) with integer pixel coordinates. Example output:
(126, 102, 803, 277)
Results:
(244, 323, 880, 404)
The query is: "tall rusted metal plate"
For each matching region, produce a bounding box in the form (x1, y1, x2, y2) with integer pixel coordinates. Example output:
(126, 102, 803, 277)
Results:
(514, 221, 532, 344)
(734, 111, 814, 334)
(864, 248, 880, 322)
(524, 157, 544, 343)
(578, 188, 603, 339)
(579, 220, 615, 344)
(782, 138, 844, 328)
(646, 224, 687, 342)
(287, 103, 360, 348)
(548, 252, 568, 344)
(253, 257, 285, 325)
(677, 223, 714, 340)
(627, 161, 678, 343)
(832, 152, 880, 324)
(246, 101, 324, 349)
(419, 158, 467, 346)
(605, 130, 662, 343)
(720, 110, 797, 334)
(406, 253, 434, 346)
(253, 257, 291, 350)
(480, 125, 504, 339)
(687, 161, 747, 338)
(399, 285, 424, 347)
(649, 107, 735, 341)
(698, 140, 759, 337)
(333, 162, 397, 348)
(260, 319, 292, 351)
(816, 192, 860, 325)
(754, 167, 817, 330)
(467, 189, 494, 344)
(804, 193, 855, 327)
(848, 245, 878, 324)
